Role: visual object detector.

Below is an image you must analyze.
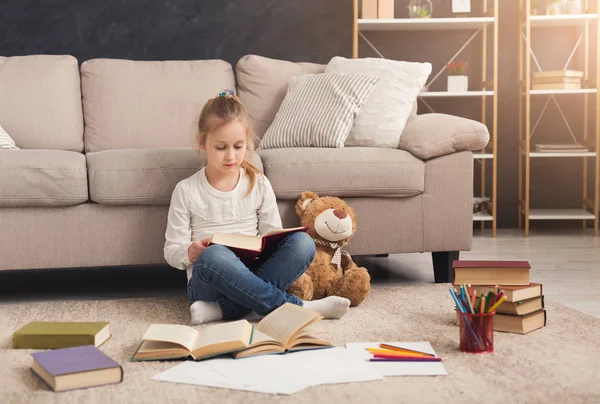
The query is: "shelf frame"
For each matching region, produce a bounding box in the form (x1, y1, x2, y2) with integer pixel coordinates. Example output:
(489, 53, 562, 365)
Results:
(352, 0, 499, 236)
(358, 17, 495, 31)
(518, 0, 600, 236)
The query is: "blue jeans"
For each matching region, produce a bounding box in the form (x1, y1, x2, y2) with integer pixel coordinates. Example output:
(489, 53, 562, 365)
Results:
(187, 232, 316, 320)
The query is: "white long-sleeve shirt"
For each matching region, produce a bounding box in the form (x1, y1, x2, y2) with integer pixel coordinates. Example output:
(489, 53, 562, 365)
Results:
(164, 166, 282, 280)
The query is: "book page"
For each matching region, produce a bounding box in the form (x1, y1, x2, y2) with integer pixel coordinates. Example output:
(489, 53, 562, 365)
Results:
(256, 304, 321, 348)
(134, 340, 191, 360)
(210, 233, 261, 251)
(143, 324, 198, 352)
(193, 320, 253, 350)
(230, 330, 284, 359)
(262, 226, 307, 237)
(249, 330, 280, 346)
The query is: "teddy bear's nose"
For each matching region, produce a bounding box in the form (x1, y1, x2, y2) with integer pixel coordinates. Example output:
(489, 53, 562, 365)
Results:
(333, 209, 347, 219)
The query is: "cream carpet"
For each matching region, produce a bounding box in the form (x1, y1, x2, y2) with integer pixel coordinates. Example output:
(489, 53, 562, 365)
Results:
(1, 284, 599, 404)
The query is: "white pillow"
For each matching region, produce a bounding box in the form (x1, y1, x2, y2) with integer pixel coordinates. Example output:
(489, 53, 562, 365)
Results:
(326, 57, 432, 148)
(259, 72, 378, 149)
(0, 124, 19, 149)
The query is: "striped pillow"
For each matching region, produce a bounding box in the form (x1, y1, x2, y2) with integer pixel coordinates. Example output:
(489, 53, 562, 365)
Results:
(0, 124, 19, 149)
(259, 73, 378, 149)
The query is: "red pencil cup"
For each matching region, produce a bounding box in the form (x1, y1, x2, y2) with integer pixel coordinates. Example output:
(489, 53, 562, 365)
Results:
(458, 311, 495, 353)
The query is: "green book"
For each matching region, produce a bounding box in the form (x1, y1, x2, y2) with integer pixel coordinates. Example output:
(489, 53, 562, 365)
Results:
(12, 322, 111, 349)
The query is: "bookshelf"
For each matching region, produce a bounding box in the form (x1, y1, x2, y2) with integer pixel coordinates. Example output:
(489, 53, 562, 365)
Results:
(518, 0, 600, 236)
(352, 0, 499, 236)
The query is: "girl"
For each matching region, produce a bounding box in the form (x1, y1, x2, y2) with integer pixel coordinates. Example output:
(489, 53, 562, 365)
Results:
(164, 90, 351, 324)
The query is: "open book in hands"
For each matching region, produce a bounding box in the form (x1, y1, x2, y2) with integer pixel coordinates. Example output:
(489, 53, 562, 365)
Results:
(130, 303, 332, 362)
(208, 226, 309, 265)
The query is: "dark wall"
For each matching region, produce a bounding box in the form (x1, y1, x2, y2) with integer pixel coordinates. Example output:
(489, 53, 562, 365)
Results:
(0, 0, 352, 65)
(0, 0, 595, 229)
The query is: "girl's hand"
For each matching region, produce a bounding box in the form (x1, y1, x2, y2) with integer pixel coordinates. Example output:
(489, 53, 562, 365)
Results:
(188, 238, 211, 264)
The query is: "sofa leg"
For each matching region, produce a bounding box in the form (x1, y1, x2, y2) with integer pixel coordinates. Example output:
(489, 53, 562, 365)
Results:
(431, 251, 459, 283)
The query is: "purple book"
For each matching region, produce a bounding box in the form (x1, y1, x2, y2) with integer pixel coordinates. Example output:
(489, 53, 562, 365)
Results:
(31, 345, 123, 391)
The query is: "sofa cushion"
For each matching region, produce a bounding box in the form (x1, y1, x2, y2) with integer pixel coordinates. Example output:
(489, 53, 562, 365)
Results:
(0, 150, 88, 207)
(81, 59, 235, 153)
(0, 55, 84, 151)
(259, 73, 378, 149)
(87, 148, 264, 205)
(236, 55, 325, 140)
(325, 57, 431, 148)
(0, 124, 18, 149)
(399, 113, 490, 160)
(257, 148, 424, 200)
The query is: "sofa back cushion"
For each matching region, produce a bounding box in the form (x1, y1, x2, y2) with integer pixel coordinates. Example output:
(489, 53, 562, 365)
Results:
(81, 59, 235, 152)
(236, 55, 325, 140)
(0, 55, 84, 151)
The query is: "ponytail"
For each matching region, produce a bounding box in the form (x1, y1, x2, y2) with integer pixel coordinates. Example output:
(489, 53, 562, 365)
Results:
(241, 159, 262, 197)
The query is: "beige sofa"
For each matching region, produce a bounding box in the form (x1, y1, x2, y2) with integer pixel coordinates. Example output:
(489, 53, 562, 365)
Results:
(0, 54, 489, 283)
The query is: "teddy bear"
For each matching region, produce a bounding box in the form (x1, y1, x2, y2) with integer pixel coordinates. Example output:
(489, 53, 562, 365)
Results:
(286, 191, 371, 307)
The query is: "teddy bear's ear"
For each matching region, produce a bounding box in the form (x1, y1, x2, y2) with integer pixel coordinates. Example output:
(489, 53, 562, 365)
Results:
(295, 191, 319, 217)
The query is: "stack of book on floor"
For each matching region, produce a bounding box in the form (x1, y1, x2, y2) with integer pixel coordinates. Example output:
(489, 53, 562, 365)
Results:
(534, 143, 589, 153)
(453, 260, 546, 334)
(531, 70, 583, 90)
(11, 321, 123, 392)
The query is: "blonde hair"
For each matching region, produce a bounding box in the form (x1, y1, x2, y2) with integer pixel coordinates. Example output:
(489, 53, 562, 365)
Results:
(197, 93, 262, 196)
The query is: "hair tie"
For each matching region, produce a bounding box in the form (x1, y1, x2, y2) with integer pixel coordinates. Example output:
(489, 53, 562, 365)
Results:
(214, 89, 235, 99)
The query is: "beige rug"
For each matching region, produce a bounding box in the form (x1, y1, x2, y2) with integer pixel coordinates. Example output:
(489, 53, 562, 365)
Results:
(1, 284, 599, 404)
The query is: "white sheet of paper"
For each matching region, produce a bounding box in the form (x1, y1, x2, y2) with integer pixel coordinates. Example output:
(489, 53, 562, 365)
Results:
(344, 341, 448, 376)
(236, 347, 383, 387)
(152, 347, 383, 394)
(152, 357, 307, 395)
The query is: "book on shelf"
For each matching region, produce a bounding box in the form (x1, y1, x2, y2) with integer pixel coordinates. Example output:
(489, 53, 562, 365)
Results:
(131, 303, 331, 362)
(361, 0, 378, 19)
(535, 143, 587, 149)
(494, 309, 547, 334)
(475, 283, 542, 303)
(535, 143, 589, 153)
(496, 296, 545, 316)
(208, 226, 309, 265)
(535, 143, 587, 148)
(531, 82, 581, 90)
(535, 148, 589, 153)
(531, 77, 581, 85)
(452, 260, 531, 286)
(12, 321, 110, 349)
(532, 70, 583, 79)
(31, 345, 123, 392)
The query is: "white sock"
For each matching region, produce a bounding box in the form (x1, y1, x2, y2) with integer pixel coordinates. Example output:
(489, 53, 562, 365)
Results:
(302, 296, 350, 319)
(190, 301, 223, 324)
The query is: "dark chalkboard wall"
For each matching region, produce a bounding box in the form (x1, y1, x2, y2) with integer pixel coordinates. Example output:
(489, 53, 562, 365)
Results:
(0, 0, 352, 65)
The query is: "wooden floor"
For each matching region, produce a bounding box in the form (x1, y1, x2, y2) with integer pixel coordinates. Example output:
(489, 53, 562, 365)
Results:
(359, 228, 600, 318)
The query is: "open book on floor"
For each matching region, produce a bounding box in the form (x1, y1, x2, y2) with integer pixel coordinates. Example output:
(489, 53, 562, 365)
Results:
(131, 320, 254, 362)
(131, 303, 331, 362)
(232, 303, 333, 359)
(208, 226, 309, 265)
